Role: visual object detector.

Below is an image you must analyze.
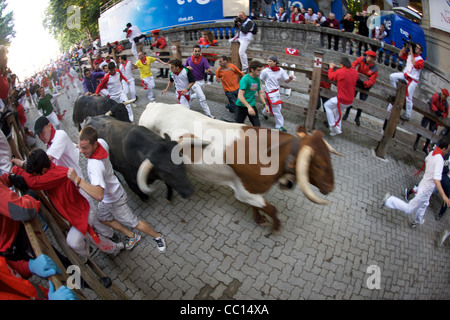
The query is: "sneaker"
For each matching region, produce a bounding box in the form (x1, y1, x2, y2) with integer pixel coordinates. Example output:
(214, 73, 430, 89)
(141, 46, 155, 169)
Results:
(154, 234, 166, 253)
(411, 219, 425, 228)
(208, 115, 216, 119)
(260, 109, 268, 120)
(400, 114, 410, 121)
(125, 233, 142, 250)
(278, 127, 287, 132)
(381, 192, 391, 209)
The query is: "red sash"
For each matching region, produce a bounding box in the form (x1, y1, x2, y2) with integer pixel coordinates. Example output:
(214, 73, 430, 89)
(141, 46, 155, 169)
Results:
(265, 89, 282, 115)
(404, 74, 418, 97)
(334, 101, 342, 127)
(177, 90, 190, 104)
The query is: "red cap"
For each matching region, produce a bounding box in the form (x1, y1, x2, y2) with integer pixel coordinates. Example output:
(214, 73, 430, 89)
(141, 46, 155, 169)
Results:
(151, 30, 160, 34)
(365, 50, 377, 58)
(442, 89, 449, 97)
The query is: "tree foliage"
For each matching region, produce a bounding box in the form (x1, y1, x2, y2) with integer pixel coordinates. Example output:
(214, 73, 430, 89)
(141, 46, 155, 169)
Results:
(0, 0, 15, 47)
(43, 0, 107, 51)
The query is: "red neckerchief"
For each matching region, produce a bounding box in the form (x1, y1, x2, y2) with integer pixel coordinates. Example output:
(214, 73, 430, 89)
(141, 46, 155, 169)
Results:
(89, 143, 109, 160)
(140, 57, 147, 65)
(267, 64, 280, 72)
(414, 146, 444, 176)
(191, 55, 202, 65)
(46, 125, 56, 148)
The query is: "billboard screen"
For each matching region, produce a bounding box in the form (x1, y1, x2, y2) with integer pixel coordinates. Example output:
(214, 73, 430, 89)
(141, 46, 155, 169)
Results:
(99, 0, 236, 44)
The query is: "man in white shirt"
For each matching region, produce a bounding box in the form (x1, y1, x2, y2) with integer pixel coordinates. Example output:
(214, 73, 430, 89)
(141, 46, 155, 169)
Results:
(382, 138, 450, 227)
(233, 12, 256, 73)
(68, 126, 166, 253)
(95, 62, 134, 122)
(124, 23, 146, 60)
(260, 55, 294, 132)
(304, 8, 318, 24)
(119, 55, 136, 103)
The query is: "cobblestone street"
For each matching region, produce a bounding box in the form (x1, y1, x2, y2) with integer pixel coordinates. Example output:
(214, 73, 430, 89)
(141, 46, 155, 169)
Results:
(25, 73, 449, 300)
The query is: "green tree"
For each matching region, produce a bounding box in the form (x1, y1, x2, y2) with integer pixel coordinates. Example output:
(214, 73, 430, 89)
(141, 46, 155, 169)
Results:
(0, 0, 15, 47)
(43, 0, 107, 51)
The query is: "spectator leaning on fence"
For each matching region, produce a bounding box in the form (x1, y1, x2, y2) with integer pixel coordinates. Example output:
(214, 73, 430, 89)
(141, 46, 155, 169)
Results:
(340, 13, 355, 55)
(342, 50, 379, 126)
(291, 6, 305, 24)
(304, 8, 317, 24)
(413, 89, 449, 154)
(354, 10, 369, 56)
(271, 7, 288, 22)
(324, 57, 359, 136)
(325, 13, 341, 51)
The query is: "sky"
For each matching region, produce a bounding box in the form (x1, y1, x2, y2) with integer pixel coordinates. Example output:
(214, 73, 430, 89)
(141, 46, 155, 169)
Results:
(5, 0, 60, 80)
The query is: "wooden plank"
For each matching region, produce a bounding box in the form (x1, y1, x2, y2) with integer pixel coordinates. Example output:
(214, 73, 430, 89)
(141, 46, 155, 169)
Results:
(376, 81, 406, 158)
(38, 205, 126, 300)
(305, 51, 324, 131)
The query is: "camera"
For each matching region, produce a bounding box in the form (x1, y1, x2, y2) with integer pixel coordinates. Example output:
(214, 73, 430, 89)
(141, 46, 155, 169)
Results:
(402, 35, 416, 52)
(234, 17, 242, 28)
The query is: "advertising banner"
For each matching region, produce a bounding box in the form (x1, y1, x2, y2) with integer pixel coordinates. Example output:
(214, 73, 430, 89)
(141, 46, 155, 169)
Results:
(99, 0, 227, 44)
(429, 0, 450, 33)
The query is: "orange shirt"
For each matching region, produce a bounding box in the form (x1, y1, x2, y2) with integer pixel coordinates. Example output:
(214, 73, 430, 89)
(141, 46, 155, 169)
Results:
(215, 63, 244, 92)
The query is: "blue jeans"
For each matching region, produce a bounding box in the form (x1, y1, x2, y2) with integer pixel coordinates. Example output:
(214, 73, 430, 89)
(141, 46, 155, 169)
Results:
(225, 90, 238, 113)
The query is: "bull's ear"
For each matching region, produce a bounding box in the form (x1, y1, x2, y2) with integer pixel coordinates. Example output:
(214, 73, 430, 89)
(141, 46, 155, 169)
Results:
(164, 133, 172, 142)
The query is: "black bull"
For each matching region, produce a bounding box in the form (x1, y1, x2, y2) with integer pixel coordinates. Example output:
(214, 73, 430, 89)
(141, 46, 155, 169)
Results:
(73, 95, 131, 131)
(85, 115, 194, 201)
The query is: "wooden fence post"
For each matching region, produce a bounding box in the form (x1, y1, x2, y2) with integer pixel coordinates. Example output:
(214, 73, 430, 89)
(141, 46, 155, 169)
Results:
(231, 42, 242, 70)
(171, 40, 182, 60)
(304, 51, 324, 132)
(375, 80, 407, 158)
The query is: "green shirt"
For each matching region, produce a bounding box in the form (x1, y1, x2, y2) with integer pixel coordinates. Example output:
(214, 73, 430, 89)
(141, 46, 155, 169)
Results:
(236, 74, 261, 108)
(37, 93, 54, 116)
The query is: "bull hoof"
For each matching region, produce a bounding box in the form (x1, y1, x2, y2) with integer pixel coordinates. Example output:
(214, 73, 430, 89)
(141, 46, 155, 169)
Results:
(255, 216, 270, 226)
(271, 225, 283, 236)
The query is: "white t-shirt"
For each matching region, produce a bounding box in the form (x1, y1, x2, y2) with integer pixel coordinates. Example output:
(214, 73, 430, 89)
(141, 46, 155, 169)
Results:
(47, 130, 84, 179)
(119, 60, 134, 80)
(86, 139, 124, 204)
(260, 67, 290, 92)
(418, 149, 444, 195)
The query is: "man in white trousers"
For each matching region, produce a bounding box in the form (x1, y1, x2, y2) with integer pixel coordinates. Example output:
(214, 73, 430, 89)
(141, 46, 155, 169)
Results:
(382, 138, 450, 227)
(119, 55, 136, 105)
(134, 51, 168, 103)
(95, 62, 134, 122)
(260, 55, 294, 132)
(233, 11, 256, 73)
(387, 43, 424, 120)
(184, 45, 215, 118)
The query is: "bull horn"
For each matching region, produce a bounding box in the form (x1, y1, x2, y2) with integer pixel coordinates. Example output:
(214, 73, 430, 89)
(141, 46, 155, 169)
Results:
(296, 145, 330, 205)
(137, 159, 158, 195)
(122, 99, 136, 105)
(105, 111, 112, 116)
(322, 138, 343, 157)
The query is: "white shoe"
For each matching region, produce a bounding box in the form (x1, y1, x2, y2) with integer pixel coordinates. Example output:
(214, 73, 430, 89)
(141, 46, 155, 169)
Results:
(411, 219, 425, 227)
(381, 192, 391, 209)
